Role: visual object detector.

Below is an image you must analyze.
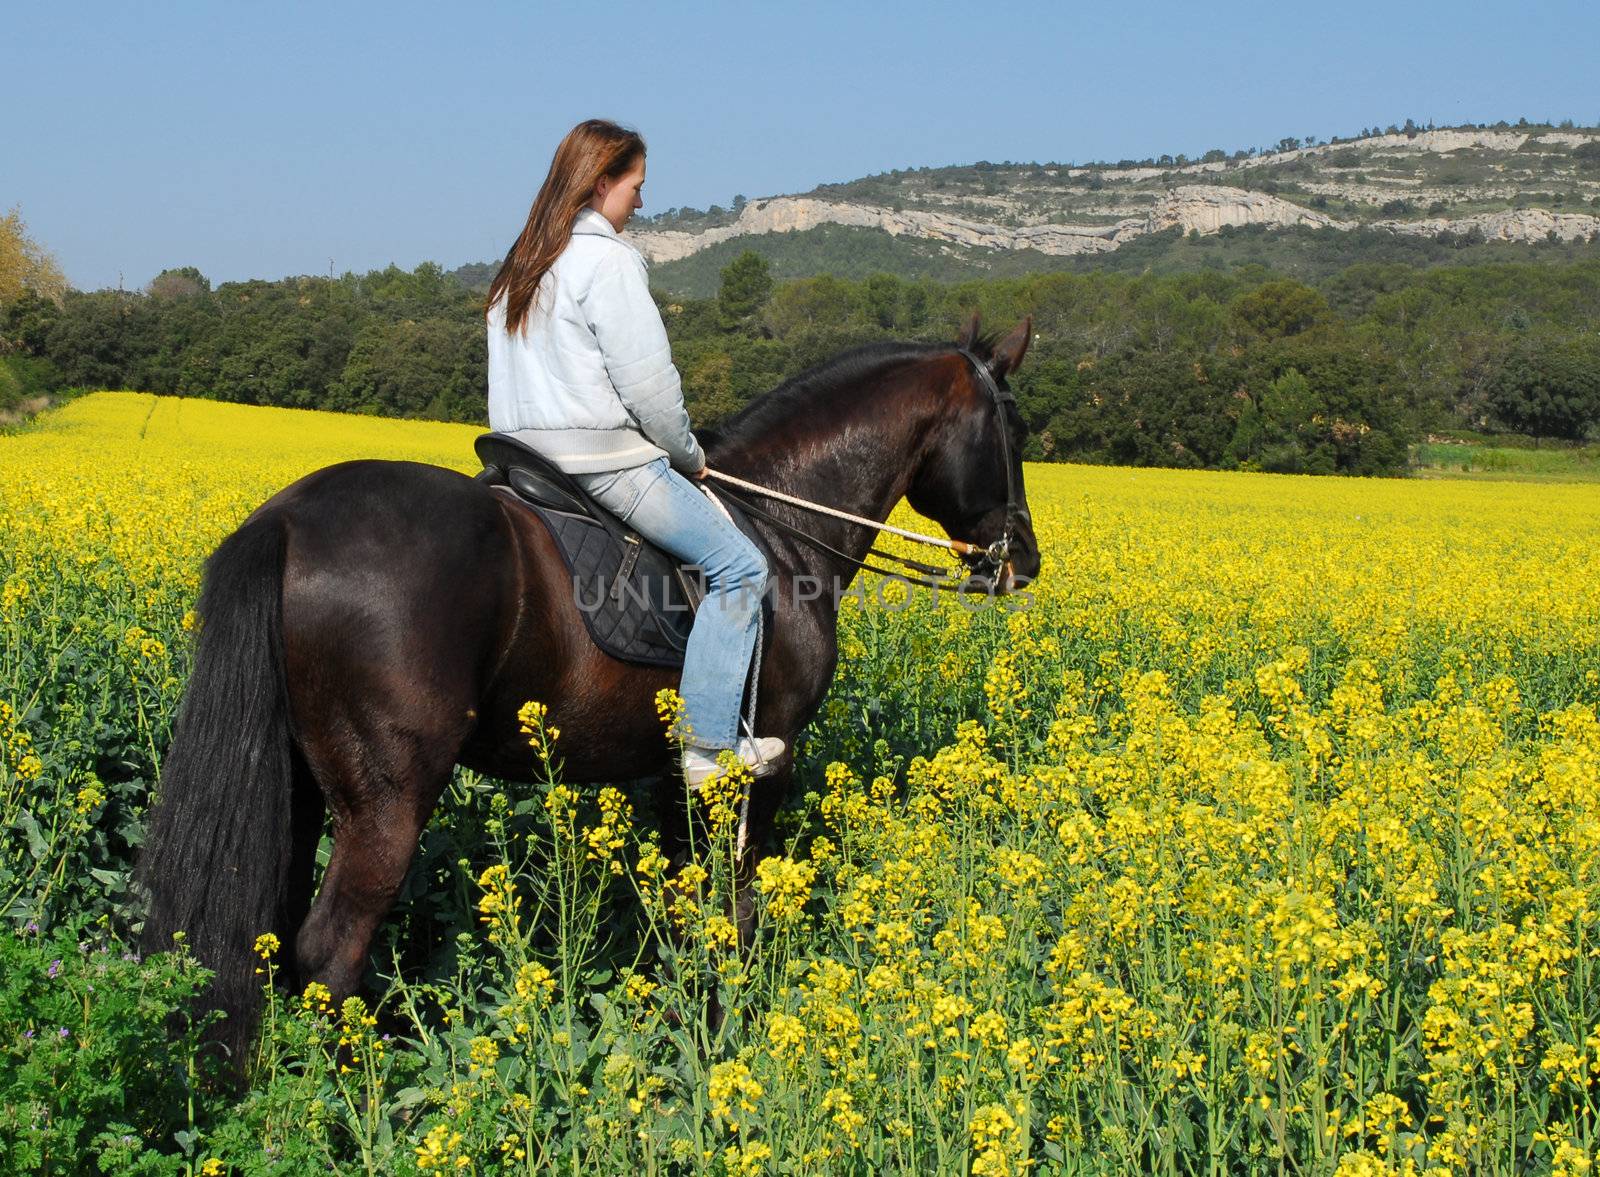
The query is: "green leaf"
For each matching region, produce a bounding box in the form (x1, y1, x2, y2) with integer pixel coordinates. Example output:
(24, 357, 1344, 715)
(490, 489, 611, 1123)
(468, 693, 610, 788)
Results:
(18, 810, 47, 862)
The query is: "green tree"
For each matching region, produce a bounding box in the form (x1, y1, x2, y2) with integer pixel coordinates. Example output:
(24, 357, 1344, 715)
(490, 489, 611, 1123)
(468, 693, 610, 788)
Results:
(329, 317, 484, 420)
(1229, 280, 1333, 342)
(863, 273, 905, 330)
(1, 289, 63, 356)
(362, 261, 459, 319)
(716, 251, 772, 332)
(0, 357, 21, 411)
(1487, 334, 1600, 439)
(682, 348, 741, 424)
(43, 291, 161, 390)
(762, 275, 858, 340)
(147, 267, 211, 300)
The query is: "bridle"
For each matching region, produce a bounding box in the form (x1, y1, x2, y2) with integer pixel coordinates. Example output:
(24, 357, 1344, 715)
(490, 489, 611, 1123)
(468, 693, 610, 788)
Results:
(703, 348, 1026, 594)
(954, 345, 1027, 575)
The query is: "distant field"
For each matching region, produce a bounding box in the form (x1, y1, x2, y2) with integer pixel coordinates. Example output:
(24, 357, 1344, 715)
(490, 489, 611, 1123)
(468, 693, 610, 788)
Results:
(1412, 438, 1600, 481)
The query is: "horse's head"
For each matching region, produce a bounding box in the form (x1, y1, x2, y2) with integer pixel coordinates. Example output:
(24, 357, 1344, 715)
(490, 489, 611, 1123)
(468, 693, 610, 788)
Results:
(905, 313, 1041, 595)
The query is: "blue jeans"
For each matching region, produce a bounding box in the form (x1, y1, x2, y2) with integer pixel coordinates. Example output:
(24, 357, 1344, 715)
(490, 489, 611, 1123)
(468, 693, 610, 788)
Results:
(569, 457, 768, 751)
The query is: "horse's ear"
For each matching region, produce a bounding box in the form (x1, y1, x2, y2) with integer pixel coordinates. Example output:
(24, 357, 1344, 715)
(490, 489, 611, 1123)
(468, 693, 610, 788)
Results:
(957, 310, 981, 351)
(991, 316, 1033, 378)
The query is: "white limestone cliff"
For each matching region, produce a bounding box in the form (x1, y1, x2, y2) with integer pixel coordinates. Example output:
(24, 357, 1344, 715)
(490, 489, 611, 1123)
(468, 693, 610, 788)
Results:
(1376, 207, 1600, 242)
(625, 145, 1600, 266)
(629, 197, 1125, 263)
(1124, 186, 1354, 240)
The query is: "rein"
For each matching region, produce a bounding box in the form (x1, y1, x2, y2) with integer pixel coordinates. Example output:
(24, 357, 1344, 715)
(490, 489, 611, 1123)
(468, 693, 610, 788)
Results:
(705, 468, 985, 556)
(703, 348, 1023, 594)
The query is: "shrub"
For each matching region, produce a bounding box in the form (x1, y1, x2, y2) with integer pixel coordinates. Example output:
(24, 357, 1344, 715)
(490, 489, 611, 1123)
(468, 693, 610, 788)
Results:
(0, 923, 215, 1175)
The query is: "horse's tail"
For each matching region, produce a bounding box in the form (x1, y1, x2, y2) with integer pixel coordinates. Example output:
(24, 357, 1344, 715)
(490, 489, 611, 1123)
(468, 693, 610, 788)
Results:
(136, 511, 297, 1065)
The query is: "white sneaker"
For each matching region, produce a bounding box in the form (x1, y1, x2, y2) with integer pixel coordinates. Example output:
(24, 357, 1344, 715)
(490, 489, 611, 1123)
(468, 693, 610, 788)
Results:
(682, 737, 786, 787)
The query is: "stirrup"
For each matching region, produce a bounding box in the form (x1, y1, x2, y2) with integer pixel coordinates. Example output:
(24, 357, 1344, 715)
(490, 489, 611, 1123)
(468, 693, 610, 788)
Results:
(682, 737, 785, 787)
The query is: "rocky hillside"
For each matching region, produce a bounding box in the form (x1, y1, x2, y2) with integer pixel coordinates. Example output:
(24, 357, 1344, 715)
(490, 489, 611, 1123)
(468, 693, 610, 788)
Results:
(624, 121, 1600, 294)
(452, 121, 1600, 296)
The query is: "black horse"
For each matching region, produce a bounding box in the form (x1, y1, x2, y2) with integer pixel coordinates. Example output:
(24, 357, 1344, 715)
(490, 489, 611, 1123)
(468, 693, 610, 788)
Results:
(136, 314, 1040, 1058)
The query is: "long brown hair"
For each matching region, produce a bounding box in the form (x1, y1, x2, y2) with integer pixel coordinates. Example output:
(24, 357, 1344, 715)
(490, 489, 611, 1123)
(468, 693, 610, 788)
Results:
(486, 119, 646, 335)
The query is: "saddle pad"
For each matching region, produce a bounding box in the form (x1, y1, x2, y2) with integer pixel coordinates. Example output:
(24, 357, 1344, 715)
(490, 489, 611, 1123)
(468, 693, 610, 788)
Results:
(498, 489, 774, 670)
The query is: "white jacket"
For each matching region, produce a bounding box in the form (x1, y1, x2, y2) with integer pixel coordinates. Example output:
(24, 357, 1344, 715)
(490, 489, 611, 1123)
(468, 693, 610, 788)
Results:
(486, 207, 706, 475)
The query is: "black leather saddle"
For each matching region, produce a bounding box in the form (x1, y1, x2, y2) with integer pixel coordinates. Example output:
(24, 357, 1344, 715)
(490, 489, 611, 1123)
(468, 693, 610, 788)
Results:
(474, 433, 772, 669)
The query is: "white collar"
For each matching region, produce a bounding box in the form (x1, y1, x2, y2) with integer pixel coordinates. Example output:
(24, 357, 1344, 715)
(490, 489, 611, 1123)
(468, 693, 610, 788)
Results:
(572, 207, 619, 238)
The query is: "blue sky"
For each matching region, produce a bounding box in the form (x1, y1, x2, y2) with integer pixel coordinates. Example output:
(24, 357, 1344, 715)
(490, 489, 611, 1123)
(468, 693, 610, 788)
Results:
(6, 0, 1596, 291)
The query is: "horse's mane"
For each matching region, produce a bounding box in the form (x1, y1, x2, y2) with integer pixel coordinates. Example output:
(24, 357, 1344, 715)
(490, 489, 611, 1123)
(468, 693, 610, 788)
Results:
(699, 328, 1000, 452)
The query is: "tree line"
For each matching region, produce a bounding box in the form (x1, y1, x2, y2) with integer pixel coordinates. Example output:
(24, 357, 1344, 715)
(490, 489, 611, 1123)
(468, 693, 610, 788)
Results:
(644, 218, 1600, 300)
(4, 241, 1599, 474)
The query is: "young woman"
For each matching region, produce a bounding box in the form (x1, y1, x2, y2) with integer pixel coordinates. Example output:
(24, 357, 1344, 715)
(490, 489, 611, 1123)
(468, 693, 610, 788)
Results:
(485, 118, 782, 786)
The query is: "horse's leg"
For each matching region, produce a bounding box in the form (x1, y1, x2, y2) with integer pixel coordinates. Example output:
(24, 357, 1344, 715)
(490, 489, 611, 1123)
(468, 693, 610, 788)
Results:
(292, 730, 459, 999)
(647, 761, 797, 951)
(732, 763, 796, 943)
(280, 745, 327, 992)
(723, 602, 829, 945)
(270, 464, 515, 998)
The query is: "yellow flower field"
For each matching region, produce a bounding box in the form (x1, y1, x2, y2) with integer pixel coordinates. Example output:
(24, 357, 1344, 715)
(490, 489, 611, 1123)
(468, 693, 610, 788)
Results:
(4, 391, 1600, 1175)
